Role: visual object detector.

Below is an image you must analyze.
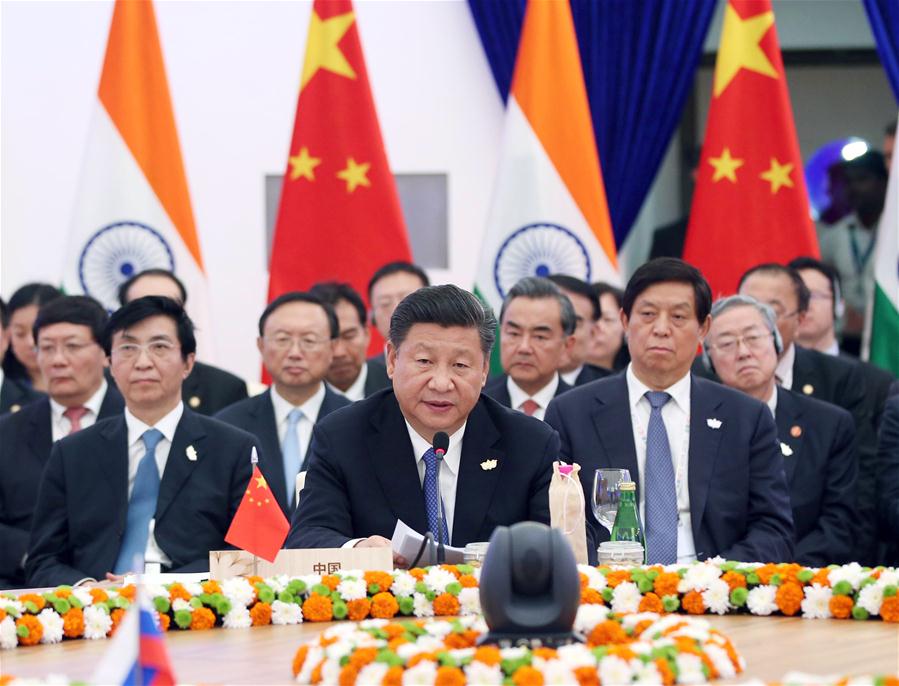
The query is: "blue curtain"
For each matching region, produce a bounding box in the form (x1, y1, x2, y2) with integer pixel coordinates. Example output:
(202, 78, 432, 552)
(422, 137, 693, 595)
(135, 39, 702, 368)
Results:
(468, 0, 716, 249)
(863, 0, 899, 102)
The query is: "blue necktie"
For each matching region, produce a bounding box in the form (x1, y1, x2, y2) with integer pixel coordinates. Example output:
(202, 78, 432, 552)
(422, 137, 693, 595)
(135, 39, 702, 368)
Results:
(114, 429, 164, 574)
(282, 408, 304, 508)
(644, 391, 678, 564)
(422, 448, 448, 545)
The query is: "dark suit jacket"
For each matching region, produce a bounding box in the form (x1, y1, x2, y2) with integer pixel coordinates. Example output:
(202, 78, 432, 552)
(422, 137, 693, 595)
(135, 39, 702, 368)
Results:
(0, 377, 43, 416)
(774, 387, 857, 566)
(482, 374, 572, 409)
(842, 356, 895, 431)
(877, 397, 899, 560)
(214, 386, 351, 513)
(0, 386, 124, 587)
(181, 361, 248, 416)
(25, 410, 258, 588)
(545, 374, 794, 564)
(573, 364, 614, 387)
(286, 389, 558, 549)
(364, 359, 391, 397)
(648, 217, 687, 259)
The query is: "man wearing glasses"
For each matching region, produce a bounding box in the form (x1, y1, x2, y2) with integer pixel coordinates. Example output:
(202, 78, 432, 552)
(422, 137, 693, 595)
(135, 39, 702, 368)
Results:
(704, 294, 857, 566)
(26, 296, 259, 587)
(0, 296, 123, 588)
(216, 293, 349, 515)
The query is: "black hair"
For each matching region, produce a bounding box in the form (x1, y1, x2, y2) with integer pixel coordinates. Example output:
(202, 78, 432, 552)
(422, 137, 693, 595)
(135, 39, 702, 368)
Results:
(389, 284, 496, 357)
(622, 258, 712, 322)
(117, 269, 188, 306)
(547, 274, 601, 321)
(2, 283, 63, 380)
(887, 121, 897, 138)
(258, 292, 339, 339)
(787, 256, 842, 310)
(33, 295, 109, 345)
(367, 261, 430, 301)
(309, 282, 367, 327)
(843, 150, 888, 180)
(738, 263, 811, 314)
(501, 276, 577, 335)
(592, 282, 624, 312)
(0, 297, 7, 330)
(104, 296, 196, 359)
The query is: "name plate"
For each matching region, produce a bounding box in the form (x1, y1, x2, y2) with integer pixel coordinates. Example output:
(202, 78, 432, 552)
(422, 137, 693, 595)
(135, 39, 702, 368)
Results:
(209, 548, 393, 579)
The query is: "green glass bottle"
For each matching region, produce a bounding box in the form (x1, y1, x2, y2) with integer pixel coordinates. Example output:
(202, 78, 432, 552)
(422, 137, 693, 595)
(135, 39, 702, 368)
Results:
(610, 481, 644, 548)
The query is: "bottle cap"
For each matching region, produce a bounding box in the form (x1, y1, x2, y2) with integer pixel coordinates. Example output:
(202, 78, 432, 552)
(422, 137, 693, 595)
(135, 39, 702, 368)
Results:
(619, 481, 636, 491)
(558, 464, 573, 476)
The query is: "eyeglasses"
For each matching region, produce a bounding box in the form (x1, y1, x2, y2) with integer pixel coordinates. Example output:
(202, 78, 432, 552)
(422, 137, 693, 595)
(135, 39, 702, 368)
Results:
(36, 342, 96, 358)
(710, 332, 774, 355)
(264, 335, 329, 352)
(113, 341, 180, 360)
(774, 308, 800, 321)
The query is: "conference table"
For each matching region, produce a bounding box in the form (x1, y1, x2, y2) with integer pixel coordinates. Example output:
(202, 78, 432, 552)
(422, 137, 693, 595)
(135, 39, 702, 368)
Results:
(2, 614, 897, 683)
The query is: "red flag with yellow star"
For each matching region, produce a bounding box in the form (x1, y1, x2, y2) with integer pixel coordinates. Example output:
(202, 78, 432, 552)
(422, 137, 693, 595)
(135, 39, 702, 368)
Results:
(225, 464, 290, 562)
(267, 0, 411, 351)
(683, 0, 818, 297)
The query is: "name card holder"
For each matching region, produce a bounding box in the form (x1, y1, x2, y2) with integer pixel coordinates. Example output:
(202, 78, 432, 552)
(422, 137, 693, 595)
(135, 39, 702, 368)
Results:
(209, 548, 393, 579)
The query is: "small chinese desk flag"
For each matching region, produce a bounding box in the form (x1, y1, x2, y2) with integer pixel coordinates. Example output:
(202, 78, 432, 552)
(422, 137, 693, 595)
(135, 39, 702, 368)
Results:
(225, 448, 290, 562)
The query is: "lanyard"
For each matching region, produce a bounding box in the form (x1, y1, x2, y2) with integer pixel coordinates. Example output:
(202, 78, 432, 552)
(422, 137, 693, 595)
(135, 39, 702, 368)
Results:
(849, 226, 875, 276)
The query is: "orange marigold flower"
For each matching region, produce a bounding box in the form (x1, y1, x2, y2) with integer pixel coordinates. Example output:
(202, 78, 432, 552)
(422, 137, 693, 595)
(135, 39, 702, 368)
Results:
(168, 583, 191, 602)
(607, 645, 636, 660)
(246, 575, 264, 586)
(348, 646, 379, 670)
(581, 588, 604, 605)
(459, 574, 478, 588)
(511, 665, 545, 686)
(62, 607, 84, 638)
(578, 572, 589, 590)
(444, 630, 478, 649)
(0, 676, 13, 686)
(653, 572, 681, 597)
(347, 598, 372, 622)
(587, 620, 629, 646)
(440, 564, 462, 579)
(18, 593, 46, 612)
(202, 580, 222, 595)
(777, 563, 803, 585)
(473, 645, 502, 666)
(387, 637, 408, 651)
(338, 665, 358, 686)
(381, 666, 404, 686)
(638, 592, 664, 614)
(409, 568, 426, 581)
(370, 592, 399, 620)
(158, 613, 170, 632)
(721, 571, 747, 592)
(55, 588, 72, 599)
(435, 666, 465, 686)
(303, 594, 334, 622)
(310, 659, 326, 684)
(605, 570, 631, 588)
(633, 619, 655, 635)
(190, 607, 216, 630)
(573, 666, 600, 686)
(293, 646, 309, 677)
(433, 592, 460, 616)
(250, 602, 273, 626)
(881, 678, 899, 686)
(655, 658, 675, 686)
(407, 653, 437, 668)
(532, 647, 558, 660)
(0, 609, 6, 622)
(775, 581, 803, 616)
(89, 588, 109, 604)
(880, 596, 899, 623)
(701, 653, 718, 680)
(364, 571, 393, 593)
(755, 564, 778, 585)
(15, 615, 43, 646)
(118, 585, 137, 602)
(829, 594, 854, 619)
(682, 591, 705, 615)
(321, 575, 340, 591)
(810, 569, 831, 587)
(109, 608, 126, 636)
(383, 623, 407, 639)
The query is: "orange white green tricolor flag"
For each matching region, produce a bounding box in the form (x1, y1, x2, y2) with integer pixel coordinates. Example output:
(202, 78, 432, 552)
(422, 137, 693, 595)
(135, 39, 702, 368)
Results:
(63, 0, 213, 357)
(475, 0, 618, 316)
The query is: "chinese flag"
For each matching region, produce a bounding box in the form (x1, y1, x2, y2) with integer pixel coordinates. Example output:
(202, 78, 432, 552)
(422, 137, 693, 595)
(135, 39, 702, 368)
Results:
(225, 465, 290, 563)
(683, 0, 818, 298)
(268, 0, 412, 354)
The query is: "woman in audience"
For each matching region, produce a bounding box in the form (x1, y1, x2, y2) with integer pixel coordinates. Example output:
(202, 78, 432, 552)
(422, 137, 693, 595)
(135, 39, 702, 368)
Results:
(587, 282, 629, 371)
(1, 283, 62, 392)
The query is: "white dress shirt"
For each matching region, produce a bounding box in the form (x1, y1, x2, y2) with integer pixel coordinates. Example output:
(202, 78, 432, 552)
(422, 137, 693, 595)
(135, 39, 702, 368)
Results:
(825, 340, 840, 357)
(560, 366, 582, 387)
(775, 343, 796, 390)
(765, 385, 778, 417)
(625, 364, 696, 563)
(49, 380, 108, 442)
(333, 364, 368, 402)
(506, 373, 560, 421)
(270, 383, 326, 467)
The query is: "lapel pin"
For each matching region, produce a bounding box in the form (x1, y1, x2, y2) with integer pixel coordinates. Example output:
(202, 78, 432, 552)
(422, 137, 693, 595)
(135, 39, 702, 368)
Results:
(9, 404, 20, 414)
(186, 445, 198, 462)
(480, 459, 498, 471)
(706, 418, 722, 430)
(780, 442, 793, 457)
(802, 384, 814, 395)
(189, 395, 201, 409)
(790, 425, 802, 438)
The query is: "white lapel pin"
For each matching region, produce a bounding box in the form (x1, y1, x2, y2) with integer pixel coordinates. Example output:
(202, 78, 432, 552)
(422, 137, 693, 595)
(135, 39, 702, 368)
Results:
(480, 459, 498, 471)
(706, 418, 722, 430)
(780, 442, 793, 457)
(186, 445, 198, 462)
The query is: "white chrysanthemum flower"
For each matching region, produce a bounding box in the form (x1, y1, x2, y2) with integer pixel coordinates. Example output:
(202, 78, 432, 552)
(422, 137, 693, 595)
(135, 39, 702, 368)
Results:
(702, 578, 732, 615)
(800, 584, 832, 620)
(541, 659, 576, 685)
(676, 653, 706, 684)
(704, 643, 736, 678)
(397, 641, 428, 660)
(359, 618, 389, 629)
(459, 587, 481, 616)
(266, 575, 289, 594)
(324, 639, 355, 662)
(402, 660, 438, 685)
(499, 646, 529, 661)
(556, 642, 596, 669)
(412, 592, 434, 618)
(356, 661, 389, 685)
(574, 603, 610, 634)
(746, 585, 778, 616)
(415, 635, 447, 654)
(183, 582, 204, 597)
(620, 612, 660, 632)
(423, 567, 457, 594)
(336, 578, 367, 602)
(1, 600, 25, 617)
(300, 574, 323, 589)
(0, 616, 18, 650)
(611, 581, 642, 614)
(857, 584, 884, 616)
(296, 646, 323, 684)
(464, 661, 503, 685)
(320, 657, 341, 685)
(222, 606, 252, 629)
(828, 562, 868, 590)
(271, 600, 303, 625)
(424, 620, 453, 638)
(598, 655, 633, 685)
(37, 608, 64, 644)
(633, 660, 663, 684)
(391, 571, 417, 597)
(680, 561, 722, 592)
(221, 578, 256, 607)
(628, 640, 654, 656)
(70, 588, 94, 608)
(82, 605, 112, 639)
(578, 565, 607, 591)
(876, 570, 899, 588)
(171, 598, 191, 612)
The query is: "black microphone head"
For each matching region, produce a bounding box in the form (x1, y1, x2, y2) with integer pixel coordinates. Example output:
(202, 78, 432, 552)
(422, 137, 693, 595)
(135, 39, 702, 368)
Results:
(433, 431, 450, 456)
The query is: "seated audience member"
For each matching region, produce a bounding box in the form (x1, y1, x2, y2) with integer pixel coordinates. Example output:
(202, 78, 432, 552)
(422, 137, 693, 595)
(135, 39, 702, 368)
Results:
(216, 293, 350, 514)
(704, 295, 856, 565)
(588, 282, 629, 371)
(547, 274, 612, 386)
(287, 285, 557, 556)
(546, 258, 793, 565)
(26, 297, 258, 587)
(367, 261, 429, 364)
(483, 277, 575, 419)
(119, 269, 248, 415)
(877, 396, 899, 563)
(738, 263, 877, 563)
(2, 283, 62, 393)
(309, 282, 390, 400)
(0, 296, 124, 587)
(0, 297, 43, 415)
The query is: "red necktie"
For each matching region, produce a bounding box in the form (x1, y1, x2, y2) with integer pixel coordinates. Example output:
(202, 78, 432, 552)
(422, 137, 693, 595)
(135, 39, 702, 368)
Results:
(63, 406, 89, 435)
(520, 399, 540, 417)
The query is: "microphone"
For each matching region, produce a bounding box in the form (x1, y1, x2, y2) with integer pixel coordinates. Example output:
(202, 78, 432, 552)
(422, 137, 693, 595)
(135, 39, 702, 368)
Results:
(432, 431, 449, 564)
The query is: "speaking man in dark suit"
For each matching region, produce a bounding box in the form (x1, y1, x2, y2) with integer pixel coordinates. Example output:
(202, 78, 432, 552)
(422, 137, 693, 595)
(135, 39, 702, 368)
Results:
(704, 294, 856, 566)
(0, 296, 124, 588)
(119, 269, 248, 415)
(216, 292, 350, 514)
(483, 277, 575, 420)
(547, 274, 613, 386)
(0, 297, 43, 416)
(26, 297, 258, 587)
(287, 284, 558, 560)
(310, 282, 391, 400)
(545, 258, 793, 565)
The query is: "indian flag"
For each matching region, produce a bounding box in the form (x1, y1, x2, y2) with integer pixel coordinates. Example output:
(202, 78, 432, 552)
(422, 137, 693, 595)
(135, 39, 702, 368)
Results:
(475, 0, 619, 322)
(868, 114, 899, 375)
(62, 0, 213, 358)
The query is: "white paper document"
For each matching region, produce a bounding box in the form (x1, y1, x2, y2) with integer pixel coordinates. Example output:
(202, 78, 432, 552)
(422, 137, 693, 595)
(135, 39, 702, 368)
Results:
(391, 519, 466, 565)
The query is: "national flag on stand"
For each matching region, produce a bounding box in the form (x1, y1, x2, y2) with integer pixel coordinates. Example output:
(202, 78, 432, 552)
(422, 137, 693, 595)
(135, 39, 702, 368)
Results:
(867, 114, 899, 375)
(475, 0, 619, 345)
(683, 0, 818, 298)
(225, 452, 290, 563)
(62, 0, 214, 359)
(268, 0, 411, 356)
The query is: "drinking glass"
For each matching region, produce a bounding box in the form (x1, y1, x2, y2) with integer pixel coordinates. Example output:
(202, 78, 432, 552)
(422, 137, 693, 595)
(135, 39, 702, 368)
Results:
(592, 468, 631, 532)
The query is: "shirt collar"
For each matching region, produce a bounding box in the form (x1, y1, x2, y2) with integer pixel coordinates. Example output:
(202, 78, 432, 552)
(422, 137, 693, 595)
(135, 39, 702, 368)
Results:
(559, 365, 582, 386)
(336, 364, 367, 402)
(625, 363, 691, 412)
(124, 400, 184, 447)
(506, 373, 560, 412)
(766, 386, 778, 417)
(825, 340, 840, 357)
(49, 379, 108, 423)
(405, 420, 466, 477)
(775, 343, 796, 389)
(271, 382, 326, 424)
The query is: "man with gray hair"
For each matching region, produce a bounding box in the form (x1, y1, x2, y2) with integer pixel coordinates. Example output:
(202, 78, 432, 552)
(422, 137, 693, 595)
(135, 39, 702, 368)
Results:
(705, 294, 857, 565)
(483, 276, 576, 420)
(286, 284, 558, 563)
